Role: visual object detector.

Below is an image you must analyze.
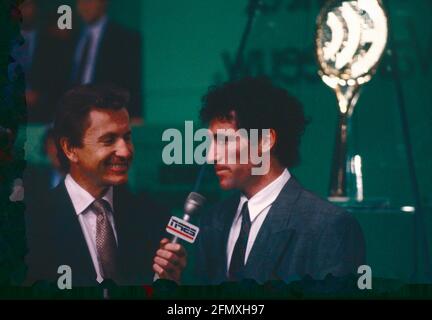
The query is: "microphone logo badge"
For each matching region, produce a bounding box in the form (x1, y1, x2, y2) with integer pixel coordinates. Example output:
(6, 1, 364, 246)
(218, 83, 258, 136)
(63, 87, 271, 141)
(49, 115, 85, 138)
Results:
(166, 216, 200, 243)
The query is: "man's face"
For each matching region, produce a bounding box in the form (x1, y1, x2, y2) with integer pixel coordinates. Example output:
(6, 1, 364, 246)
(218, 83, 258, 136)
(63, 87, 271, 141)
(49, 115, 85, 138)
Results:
(77, 0, 107, 24)
(70, 108, 133, 190)
(207, 118, 256, 191)
(19, 0, 37, 28)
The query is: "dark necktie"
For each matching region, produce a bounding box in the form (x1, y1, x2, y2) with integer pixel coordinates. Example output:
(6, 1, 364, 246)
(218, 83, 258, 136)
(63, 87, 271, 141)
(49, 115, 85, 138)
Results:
(92, 199, 118, 280)
(228, 201, 251, 281)
(74, 32, 93, 84)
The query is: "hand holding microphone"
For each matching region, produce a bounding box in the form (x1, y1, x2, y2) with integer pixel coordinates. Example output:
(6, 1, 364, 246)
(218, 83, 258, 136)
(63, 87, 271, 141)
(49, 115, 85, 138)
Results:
(153, 192, 206, 282)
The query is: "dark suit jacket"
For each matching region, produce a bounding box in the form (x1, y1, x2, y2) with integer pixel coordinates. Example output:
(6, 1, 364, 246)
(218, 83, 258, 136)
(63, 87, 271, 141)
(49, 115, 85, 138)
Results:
(195, 178, 366, 284)
(69, 21, 142, 118)
(14, 28, 73, 123)
(25, 182, 169, 286)
(22, 165, 62, 205)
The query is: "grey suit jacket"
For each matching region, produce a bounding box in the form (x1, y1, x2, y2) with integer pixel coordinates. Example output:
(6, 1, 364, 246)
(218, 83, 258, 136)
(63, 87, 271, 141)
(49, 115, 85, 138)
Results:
(195, 178, 366, 284)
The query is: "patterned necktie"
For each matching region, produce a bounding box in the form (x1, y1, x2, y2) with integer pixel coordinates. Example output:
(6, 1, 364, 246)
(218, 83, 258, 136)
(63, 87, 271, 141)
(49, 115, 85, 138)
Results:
(228, 201, 251, 281)
(92, 199, 118, 280)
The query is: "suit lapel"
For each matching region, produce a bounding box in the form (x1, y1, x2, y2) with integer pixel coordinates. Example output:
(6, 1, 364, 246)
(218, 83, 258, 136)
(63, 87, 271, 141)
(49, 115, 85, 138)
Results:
(52, 182, 97, 284)
(244, 178, 302, 282)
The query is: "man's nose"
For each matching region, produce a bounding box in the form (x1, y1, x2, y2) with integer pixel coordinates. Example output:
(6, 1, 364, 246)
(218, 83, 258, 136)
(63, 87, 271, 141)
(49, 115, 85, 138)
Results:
(115, 138, 133, 158)
(206, 139, 224, 164)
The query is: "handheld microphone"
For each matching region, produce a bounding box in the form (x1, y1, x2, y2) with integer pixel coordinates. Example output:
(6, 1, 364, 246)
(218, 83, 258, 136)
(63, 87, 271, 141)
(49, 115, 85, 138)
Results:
(154, 192, 206, 281)
(166, 192, 206, 244)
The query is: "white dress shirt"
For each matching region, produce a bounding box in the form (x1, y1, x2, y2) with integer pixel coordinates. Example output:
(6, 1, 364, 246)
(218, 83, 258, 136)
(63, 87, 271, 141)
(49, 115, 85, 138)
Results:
(64, 174, 118, 283)
(226, 169, 291, 272)
(74, 16, 108, 84)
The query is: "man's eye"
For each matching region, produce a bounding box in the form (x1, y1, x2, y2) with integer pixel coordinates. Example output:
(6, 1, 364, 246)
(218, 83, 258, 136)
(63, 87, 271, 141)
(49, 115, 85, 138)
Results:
(101, 137, 115, 145)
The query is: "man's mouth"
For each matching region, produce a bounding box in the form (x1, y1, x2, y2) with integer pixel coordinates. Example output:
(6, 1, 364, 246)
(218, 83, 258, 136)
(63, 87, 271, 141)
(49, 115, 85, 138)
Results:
(106, 161, 129, 173)
(215, 166, 230, 175)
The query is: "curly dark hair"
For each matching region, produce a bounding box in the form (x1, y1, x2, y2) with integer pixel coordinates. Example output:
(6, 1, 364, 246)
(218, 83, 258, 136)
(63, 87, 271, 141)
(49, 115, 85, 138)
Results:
(200, 77, 308, 168)
(53, 84, 130, 172)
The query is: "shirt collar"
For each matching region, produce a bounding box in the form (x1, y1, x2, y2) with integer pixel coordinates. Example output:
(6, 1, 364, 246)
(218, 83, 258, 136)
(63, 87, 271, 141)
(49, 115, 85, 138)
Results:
(236, 168, 291, 223)
(64, 174, 113, 215)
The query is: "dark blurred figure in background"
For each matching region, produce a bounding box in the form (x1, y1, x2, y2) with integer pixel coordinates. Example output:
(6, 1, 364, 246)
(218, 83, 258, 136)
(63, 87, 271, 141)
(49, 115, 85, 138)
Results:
(10, 0, 72, 123)
(69, 0, 142, 122)
(10, 0, 39, 109)
(10, 0, 73, 123)
(23, 126, 65, 206)
(10, 0, 143, 123)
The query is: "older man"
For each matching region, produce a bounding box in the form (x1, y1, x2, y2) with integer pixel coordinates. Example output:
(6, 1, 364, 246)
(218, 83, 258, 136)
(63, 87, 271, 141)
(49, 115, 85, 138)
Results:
(25, 84, 184, 286)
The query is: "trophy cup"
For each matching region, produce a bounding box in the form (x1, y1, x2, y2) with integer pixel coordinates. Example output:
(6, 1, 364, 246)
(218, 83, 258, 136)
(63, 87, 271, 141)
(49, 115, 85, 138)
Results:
(315, 0, 388, 204)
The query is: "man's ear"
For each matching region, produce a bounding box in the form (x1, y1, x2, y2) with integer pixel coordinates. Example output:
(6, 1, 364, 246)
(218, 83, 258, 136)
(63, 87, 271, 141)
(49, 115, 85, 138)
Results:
(59, 137, 78, 164)
(261, 129, 277, 153)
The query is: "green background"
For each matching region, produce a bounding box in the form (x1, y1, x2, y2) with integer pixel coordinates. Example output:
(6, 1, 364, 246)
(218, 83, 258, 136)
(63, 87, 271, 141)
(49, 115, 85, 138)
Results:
(23, 0, 432, 283)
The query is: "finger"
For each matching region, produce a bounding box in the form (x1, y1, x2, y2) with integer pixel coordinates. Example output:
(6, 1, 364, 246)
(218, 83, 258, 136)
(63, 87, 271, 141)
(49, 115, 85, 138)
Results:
(161, 243, 187, 257)
(154, 256, 180, 273)
(153, 263, 164, 275)
(153, 263, 177, 281)
(159, 238, 170, 247)
(153, 258, 180, 281)
(153, 256, 183, 282)
(156, 249, 187, 268)
(157, 249, 178, 263)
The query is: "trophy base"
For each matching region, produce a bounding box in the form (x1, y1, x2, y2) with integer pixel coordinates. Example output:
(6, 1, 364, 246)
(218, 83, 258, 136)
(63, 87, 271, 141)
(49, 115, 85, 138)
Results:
(328, 197, 391, 210)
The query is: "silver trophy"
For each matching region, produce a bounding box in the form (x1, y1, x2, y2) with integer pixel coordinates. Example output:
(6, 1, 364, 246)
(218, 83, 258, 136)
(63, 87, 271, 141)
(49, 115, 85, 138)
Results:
(315, 0, 388, 203)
